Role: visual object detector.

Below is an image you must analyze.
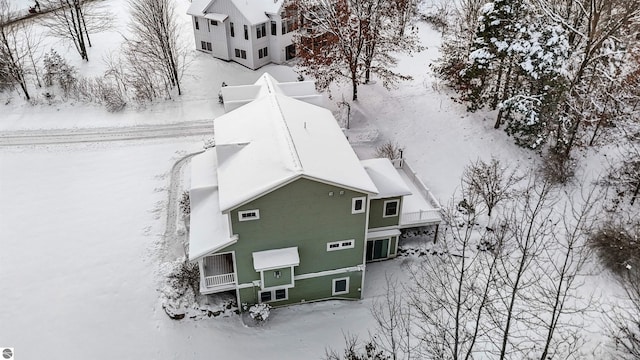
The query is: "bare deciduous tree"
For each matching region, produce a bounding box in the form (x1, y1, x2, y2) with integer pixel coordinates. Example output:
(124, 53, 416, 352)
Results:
(295, 0, 420, 101)
(462, 158, 523, 217)
(0, 0, 37, 99)
(124, 0, 186, 100)
(44, 0, 112, 61)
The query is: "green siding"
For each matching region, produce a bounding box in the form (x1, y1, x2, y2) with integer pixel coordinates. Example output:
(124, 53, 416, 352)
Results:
(368, 197, 402, 229)
(263, 267, 292, 288)
(222, 178, 368, 289)
(238, 271, 363, 306)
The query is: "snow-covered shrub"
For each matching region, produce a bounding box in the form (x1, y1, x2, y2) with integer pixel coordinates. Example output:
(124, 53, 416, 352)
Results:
(248, 303, 271, 322)
(179, 191, 190, 218)
(43, 49, 77, 98)
(160, 259, 200, 320)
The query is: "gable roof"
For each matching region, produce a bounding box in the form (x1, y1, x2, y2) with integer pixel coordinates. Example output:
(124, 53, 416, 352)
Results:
(215, 76, 378, 212)
(229, 0, 285, 25)
(222, 73, 323, 112)
(186, 0, 214, 16)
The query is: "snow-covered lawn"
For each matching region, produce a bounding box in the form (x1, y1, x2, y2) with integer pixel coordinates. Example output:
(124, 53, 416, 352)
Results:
(0, 0, 622, 358)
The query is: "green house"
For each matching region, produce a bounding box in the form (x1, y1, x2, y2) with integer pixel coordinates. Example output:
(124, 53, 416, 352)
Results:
(188, 74, 441, 307)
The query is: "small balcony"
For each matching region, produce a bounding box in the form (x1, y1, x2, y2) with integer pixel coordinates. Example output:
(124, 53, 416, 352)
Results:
(200, 253, 236, 294)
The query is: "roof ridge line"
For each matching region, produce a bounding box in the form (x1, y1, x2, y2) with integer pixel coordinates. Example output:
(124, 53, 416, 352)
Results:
(269, 90, 303, 173)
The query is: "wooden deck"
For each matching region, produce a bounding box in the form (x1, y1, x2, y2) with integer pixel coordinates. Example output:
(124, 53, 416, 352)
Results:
(393, 159, 442, 228)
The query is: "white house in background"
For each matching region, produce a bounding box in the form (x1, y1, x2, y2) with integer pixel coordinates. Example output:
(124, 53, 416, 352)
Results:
(186, 0, 298, 70)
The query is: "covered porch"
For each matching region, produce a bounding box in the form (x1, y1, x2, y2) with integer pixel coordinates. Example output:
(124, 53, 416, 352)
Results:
(199, 252, 236, 294)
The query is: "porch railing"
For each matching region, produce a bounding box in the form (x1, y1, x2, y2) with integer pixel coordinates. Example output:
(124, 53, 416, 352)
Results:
(205, 273, 235, 288)
(401, 209, 442, 225)
(392, 158, 442, 210)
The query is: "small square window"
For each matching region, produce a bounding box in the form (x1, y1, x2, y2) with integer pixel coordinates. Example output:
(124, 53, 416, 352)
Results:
(260, 291, 272, 303)
(211, 20, 218, 26)
(241, 50, 247, 59)
(383, 200, 399, 217)
(275, 289, 287, 300)
(352, 197, 366, 214)
(195, 18, 199, 30)
(332, 277, 349, 295)
(235, 49, 240, 57)
(274, 270, 281, 278)
(200, 41, 206, 50)
(230, 22, 235, 37)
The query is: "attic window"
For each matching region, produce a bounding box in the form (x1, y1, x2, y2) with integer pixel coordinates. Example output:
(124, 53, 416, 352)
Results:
(238, 209, 260, 221)
(351, 197, 366, 214)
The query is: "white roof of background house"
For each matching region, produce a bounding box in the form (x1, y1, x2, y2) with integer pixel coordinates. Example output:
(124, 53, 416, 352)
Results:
(361, 158, 412, 199)
(230, 0, 285, 25)
(252, 247, 300, 271)
(215, 82, 378, 212)
(222, 74, 323, 112)
(188, 150, 237, 261)
(186, 0, 214, 16)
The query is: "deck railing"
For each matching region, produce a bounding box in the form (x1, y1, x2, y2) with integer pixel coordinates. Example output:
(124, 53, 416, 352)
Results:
(205, 273, 235, 288)
(393, 158, 442, 210)
(401, 209, 442, 225)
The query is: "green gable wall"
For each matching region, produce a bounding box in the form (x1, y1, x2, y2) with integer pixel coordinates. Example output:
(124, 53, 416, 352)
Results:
(222, 178, 368, 290)
(368, 197, 402, 229)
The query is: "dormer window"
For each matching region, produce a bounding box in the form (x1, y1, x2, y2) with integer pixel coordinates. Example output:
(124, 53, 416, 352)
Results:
(352, 197, 366, 214)
(238, 209, 260, 221)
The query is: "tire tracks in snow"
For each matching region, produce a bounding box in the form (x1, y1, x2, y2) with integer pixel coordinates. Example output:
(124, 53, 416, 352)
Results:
(0, 120, 214, 147)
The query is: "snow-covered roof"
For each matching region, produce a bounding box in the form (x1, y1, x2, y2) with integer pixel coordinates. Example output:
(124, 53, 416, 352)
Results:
(215, 76, 378, 212)
(188, 150, 237, 261)
(229, 0, 284, 25)
(361, 158, 412, 199)
(186, 0, 214, 16)
(252, 247, 299, 271)
(367, 228, 401, 240)
(222, 74, 323, 112)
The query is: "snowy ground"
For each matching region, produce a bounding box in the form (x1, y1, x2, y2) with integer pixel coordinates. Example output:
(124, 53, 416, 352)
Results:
(0, 0, 620, 358)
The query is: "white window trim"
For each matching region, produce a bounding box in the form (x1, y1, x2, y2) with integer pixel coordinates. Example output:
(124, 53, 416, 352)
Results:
(352, 197, 366, 214)
(259, 287, 288, 303)
(238, 209, 260, 221)
(382, 199, 400, 218)
(332, 277, 350, 296)
(326, 239, 355, 251)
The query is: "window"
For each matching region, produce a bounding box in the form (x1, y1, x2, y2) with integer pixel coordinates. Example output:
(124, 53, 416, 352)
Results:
(326, 239, 355, 251)
(332, 277, 349, 296)
(241, 50, 246, 59)
(259, 288, 288, 303)
(238, 209, 259, 221)
(271, 21, 277, 35)
(352, 197, 366, 214)
(211, 20, 218, 26)
(244, 25, 248, 40)
(257, 23, 266, 38)
(274, 270, 281, 278)
(234, 48, 240, 57)
(383, 200, 399, 217)
(258, 47, 268, 59)
(230, 22, 235, 37)
(200, 41, 212, 51)
(195, 18, 199, 30)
